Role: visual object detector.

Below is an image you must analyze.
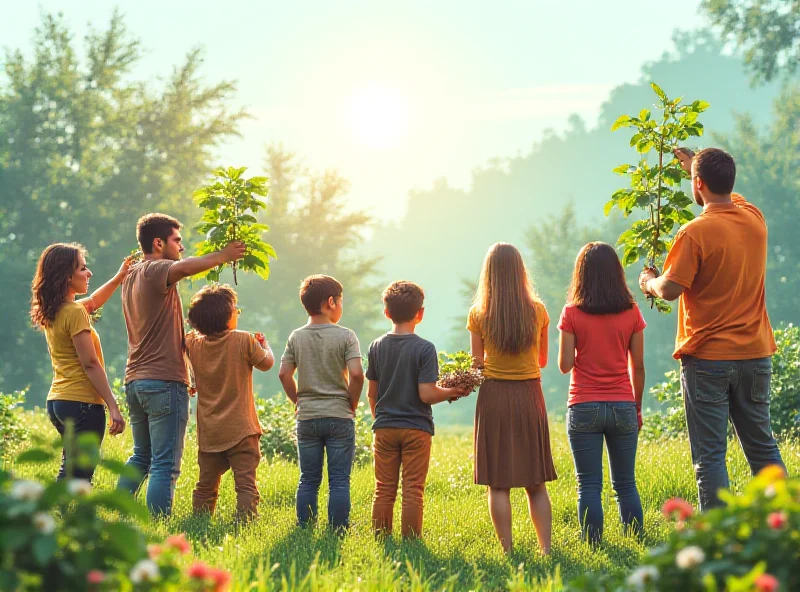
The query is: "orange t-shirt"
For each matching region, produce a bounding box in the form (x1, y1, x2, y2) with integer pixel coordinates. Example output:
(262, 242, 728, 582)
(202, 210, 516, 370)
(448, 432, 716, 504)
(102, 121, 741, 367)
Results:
(662, 193, 776, 361)
(185, 330, 268, 452)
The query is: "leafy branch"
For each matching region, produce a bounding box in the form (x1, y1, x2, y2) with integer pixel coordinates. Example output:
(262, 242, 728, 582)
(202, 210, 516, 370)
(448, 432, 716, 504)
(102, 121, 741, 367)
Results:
(605, 82, 709, 312)
(193, 166, 277, 284)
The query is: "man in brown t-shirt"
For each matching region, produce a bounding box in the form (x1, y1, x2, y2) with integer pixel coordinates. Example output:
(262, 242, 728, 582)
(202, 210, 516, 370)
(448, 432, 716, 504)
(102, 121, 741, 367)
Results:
(117, 213, 245, 516)
(640, 148, 785, 511)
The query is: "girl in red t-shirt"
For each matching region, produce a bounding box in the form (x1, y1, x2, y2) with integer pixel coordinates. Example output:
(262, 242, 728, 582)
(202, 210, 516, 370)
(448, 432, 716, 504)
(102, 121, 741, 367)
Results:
(557, 242, 646, 545)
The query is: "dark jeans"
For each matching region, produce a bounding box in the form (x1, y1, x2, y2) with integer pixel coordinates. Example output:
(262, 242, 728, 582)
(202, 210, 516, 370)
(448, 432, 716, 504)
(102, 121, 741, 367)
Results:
(681, 356, 785, 511)
(296, 417, 355, 530)
(566, 401, 643, 544)
(46, 400, 106, 482)
(117, 380, 189, 517)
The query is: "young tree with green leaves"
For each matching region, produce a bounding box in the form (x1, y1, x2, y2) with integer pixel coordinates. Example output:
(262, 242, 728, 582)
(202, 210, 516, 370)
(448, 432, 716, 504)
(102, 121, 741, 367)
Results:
(605, 83, 709, 312)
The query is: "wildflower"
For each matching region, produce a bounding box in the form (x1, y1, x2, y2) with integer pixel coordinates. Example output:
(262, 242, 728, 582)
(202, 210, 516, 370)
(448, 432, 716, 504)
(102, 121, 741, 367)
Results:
(10, 480, 45, 502)
(767, 511, 788, 530)
(755, 573, 780, 592)
(757, 465, 786, 484)
(210, 568, 232, 591)
(187, 561, 213, 580)
(129, 559, 160, 584)
(626, 566, 659, 589)
(662, 497, 694, 521)
(675, 546, 705, 570)
(32, 512, 56, 535)
(147, 544, 163, 559)
(165, 533, 191, 554)
(87, 570, 105, 584)
(67, 479, 93, 497)
(764, 485, 777, 498)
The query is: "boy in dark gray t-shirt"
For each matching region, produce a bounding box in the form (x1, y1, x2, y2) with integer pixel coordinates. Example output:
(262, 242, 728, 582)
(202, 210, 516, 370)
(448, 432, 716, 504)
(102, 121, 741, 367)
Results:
(366, 281, 469, 538)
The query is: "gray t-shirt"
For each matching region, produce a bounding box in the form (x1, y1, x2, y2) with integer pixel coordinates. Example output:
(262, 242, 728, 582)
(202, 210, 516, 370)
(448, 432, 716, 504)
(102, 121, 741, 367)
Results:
(366, 333, 438, 435)
(281, 324, 362, 420)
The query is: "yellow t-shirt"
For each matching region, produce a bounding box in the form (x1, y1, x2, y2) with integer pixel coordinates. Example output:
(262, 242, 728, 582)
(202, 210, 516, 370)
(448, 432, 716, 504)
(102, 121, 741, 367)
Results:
(467, 302, 549, 380)
(44, 301, 105, 404)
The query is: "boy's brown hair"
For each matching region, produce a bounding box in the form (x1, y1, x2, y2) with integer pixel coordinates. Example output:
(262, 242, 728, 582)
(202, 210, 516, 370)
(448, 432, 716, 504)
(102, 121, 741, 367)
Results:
(383, 281, 425, 323)
(694, 148, 736, 195)
(188, 284, 237, 336)
(299, 275, 343, 315)
(137, 213, 182, 254)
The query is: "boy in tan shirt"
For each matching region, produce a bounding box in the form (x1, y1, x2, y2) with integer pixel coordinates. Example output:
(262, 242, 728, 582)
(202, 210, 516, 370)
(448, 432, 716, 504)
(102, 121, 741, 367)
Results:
(185, 284, 274, 519)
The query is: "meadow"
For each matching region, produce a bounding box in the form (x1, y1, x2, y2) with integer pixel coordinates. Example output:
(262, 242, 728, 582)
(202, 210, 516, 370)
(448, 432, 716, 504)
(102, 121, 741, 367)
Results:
(7, 411, 799, 591)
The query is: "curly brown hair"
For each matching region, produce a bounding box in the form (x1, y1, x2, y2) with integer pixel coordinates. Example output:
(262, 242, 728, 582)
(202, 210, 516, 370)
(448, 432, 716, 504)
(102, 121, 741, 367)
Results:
(567, 242, 635, 315)
(382, 281, 425, 323)
(30, 243, 85, 329)
(188, 284, 238, 335)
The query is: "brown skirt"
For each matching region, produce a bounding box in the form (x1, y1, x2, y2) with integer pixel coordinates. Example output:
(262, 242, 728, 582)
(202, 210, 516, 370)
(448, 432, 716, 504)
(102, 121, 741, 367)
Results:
(473, 378, 557, 488)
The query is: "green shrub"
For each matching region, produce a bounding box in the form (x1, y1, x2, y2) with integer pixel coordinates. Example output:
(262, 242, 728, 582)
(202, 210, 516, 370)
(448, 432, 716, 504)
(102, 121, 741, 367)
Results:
(0, 390, 28, 459)
(641, 324, 800, 441)
(565, 466, 799, 591)
(257, 395, 373, 465)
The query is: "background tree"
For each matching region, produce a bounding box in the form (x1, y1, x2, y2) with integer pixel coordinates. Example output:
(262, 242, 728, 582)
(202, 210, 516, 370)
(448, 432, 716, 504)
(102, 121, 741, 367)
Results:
(0, 12, 246, 402)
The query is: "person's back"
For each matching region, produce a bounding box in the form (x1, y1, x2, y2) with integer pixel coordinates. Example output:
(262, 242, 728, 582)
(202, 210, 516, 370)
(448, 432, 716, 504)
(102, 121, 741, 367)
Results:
(278, 275, 364, 530)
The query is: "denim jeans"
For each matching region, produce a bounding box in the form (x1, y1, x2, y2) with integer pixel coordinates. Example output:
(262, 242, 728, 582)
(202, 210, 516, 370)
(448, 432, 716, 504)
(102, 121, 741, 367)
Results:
(117, 380, 189, 517)
(681, 356, 785, 511)
(566, 401, 643, 544)
(46, 400, 106, 482)
(296, 417, 355, 530)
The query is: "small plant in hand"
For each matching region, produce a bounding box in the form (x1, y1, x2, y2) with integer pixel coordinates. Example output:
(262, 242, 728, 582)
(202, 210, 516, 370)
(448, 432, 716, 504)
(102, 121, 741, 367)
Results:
(437, 351, 484, 400)
(193, 166, 277, 284)
(605, 82, 709, 312)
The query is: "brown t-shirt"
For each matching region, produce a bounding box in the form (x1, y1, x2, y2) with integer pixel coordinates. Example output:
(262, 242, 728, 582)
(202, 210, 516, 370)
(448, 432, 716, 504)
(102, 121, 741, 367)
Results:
(185, 330, 267, 452)
(122, 259, 188, 385)
(663, 193, 776, 361)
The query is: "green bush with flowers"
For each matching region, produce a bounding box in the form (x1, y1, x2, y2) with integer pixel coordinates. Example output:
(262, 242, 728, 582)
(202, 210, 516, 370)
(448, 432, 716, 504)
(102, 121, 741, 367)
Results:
(0, 426, 232, 592)
(565, 465, 798, 592)
(0, 389, 29, 459)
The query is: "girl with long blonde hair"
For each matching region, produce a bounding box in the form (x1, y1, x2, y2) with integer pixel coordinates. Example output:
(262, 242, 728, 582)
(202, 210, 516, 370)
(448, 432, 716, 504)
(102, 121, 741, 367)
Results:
(467, 242, 556, 554)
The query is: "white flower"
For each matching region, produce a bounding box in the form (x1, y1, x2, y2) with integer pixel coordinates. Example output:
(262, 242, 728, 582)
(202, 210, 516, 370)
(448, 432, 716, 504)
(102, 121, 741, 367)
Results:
(10, 480, 45, 502)
(129, 559, 160, 584)
(32, 512, 56, 535)
(67, 479, 93, 497)
(764, 484, 777, 498)
(675, 546, 706, 570)
(627, 566, 660, 589)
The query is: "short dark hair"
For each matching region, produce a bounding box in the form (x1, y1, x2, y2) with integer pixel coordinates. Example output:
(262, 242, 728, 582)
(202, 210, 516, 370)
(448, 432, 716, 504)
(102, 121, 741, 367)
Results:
(568, 242, 635, 315)
(137, 213, 182, 254)
(188, 284, 237, 335)
(299, 275, 343, 315)
(382, 281, 425, 323)
(694, 148, 736, 194)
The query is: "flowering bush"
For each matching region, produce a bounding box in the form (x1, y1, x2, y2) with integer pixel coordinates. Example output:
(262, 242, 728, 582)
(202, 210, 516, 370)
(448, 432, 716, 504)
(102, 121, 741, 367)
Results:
(565, 466, 799, 591)
(0, 389, 28, 458)
(0, 430, 231, 591)
(257, 394, 373, 464)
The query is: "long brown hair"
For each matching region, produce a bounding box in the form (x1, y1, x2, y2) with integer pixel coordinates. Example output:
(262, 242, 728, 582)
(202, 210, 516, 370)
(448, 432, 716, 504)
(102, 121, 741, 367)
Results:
(567, 242, 635, 315)
(30, 243, 84, 328)
(473, 243, 540, 355)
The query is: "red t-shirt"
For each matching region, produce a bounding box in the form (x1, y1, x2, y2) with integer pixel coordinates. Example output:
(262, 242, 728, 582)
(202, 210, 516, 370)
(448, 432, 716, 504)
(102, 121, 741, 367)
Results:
(557, 304, 646, 406)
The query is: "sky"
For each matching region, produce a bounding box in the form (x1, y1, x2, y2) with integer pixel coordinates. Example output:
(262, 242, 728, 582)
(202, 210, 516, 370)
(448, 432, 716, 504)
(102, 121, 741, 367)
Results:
(1, 1, 707, 221)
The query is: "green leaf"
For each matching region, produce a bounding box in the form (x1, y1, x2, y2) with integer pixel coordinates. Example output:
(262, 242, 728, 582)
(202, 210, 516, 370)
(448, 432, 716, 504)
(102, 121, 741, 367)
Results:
(99, 458, 143, 480)
(32, 535, 57, 565)
(1, 527, 30, 551)
(16, 448, 55, 464)
(91, 491, 149, 522)
(651, 82, 667, 101)
(611, 115, 632, 132)
(639, 109, 650, 121)
(103, 522, 146, 562)
(603, 199, 616, 217)
(612, 164, 633, 175)
(622, 246, 640, 267)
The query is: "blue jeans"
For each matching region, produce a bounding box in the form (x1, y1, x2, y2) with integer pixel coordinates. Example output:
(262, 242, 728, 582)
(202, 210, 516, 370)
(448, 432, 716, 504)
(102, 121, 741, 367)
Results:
(681, 356, 785, 511)
(117, 380, 189, 517)
(567, 401, 643, 544)
(296, 418, 355, 530)
(46, 400, 106, 482)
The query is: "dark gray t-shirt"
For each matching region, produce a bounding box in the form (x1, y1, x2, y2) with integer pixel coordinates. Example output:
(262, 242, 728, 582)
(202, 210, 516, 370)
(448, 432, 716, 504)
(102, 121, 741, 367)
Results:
(366, 333, 438, 435)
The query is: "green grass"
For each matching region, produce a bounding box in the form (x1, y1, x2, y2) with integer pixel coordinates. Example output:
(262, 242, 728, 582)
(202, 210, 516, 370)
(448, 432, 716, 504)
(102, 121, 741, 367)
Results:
(7, 414, 800, 591)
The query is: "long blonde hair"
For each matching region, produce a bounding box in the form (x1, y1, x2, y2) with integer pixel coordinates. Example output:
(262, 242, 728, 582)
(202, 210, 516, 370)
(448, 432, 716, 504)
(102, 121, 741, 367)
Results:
(473, 242, 539, 355)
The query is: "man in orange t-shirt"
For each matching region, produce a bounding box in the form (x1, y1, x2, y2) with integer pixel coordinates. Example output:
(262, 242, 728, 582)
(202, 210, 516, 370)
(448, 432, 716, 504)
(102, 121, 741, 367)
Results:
(639, 148, 785, 511)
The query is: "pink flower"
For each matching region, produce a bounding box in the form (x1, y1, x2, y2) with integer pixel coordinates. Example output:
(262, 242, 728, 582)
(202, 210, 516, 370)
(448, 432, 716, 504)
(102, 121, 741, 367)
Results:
(662, 497, 694, 521)
(755, 573, 780, 592)
(767, 511, 788, 530)
(210, 568, 232, 591)
(165, 533, 191, 555)
(86, 570, 105, 584)
(187, 561, 213, 580)
(147, 544, 163, 559)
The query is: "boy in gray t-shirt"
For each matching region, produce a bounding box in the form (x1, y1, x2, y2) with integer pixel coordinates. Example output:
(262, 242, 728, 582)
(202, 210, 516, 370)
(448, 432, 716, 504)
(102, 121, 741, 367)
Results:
(278, 275, 364, 530)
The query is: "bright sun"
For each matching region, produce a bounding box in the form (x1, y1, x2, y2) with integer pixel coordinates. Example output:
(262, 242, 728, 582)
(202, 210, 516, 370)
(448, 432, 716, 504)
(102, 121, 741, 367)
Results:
(346, 82, 411, 149)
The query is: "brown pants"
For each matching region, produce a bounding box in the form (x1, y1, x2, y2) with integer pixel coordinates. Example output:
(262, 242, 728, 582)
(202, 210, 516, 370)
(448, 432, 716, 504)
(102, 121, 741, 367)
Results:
(193, 434, 261, 519)
(372, 428, 432, 537)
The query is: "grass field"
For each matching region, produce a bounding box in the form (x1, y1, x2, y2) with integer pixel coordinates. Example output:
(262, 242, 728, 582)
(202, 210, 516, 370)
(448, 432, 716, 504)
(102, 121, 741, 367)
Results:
(7, 413, 800, 591)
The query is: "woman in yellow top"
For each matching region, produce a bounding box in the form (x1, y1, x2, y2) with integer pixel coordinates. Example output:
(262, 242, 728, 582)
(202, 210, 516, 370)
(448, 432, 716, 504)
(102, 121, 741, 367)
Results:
(468, 242, 557, 555)
(30, 243, 129, 482)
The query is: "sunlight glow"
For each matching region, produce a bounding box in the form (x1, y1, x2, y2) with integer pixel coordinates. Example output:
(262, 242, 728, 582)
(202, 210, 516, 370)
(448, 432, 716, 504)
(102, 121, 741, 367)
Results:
(346, 82, 411, 150)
